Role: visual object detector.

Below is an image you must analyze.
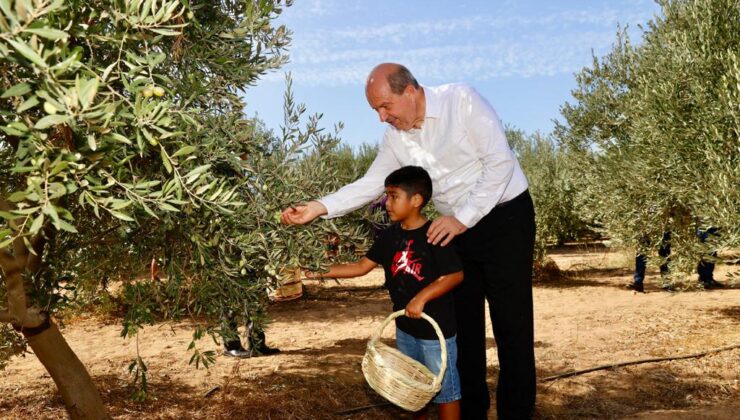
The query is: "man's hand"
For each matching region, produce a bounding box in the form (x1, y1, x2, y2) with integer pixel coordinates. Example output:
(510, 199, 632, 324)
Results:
(405, 296, 426, 319)
(427, 216, 467, 246)
(281, 200, 328, 225)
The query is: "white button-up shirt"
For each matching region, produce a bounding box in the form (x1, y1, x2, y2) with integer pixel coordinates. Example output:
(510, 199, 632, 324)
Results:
(319, 83, 529, 228)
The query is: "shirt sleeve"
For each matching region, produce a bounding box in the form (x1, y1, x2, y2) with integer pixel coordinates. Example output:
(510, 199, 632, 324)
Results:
(430, 242, 463, 276)
(454, 86, 517, 228)
(318, 131, 401, 219)
(365, 230, 388, 266)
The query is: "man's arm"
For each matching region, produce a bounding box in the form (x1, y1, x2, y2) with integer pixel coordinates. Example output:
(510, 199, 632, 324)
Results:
(306, 257, 378, 279)
(281, 133, 400, 225)
(405, 271, 464, 318)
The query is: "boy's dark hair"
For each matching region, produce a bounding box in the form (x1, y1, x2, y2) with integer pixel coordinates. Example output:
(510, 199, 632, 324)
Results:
(384, 166, 433, 207)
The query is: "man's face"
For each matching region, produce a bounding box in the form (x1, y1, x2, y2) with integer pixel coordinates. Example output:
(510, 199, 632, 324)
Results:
(366, 84, 418, 131)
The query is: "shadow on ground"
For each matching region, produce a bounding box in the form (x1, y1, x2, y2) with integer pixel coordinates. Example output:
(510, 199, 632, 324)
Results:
(2, 350, 737, 419)
(546, 242, 609, 256)
(269, 285, 392, 323)
(534, 267, 631, 290)
(716, 306, 740, 322)
(533, 354, 739, 419)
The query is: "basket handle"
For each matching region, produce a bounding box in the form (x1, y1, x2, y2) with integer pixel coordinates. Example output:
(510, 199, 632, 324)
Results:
(370, 310, 448, 389)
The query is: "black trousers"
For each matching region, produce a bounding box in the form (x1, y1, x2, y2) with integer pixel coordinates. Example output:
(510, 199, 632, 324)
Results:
(453, 190, 536, 419)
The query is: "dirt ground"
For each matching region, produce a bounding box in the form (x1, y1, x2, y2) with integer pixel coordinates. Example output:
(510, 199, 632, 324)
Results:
(1, 243, 738, 419)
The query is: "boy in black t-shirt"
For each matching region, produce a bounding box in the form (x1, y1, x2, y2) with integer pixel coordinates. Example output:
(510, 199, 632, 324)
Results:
(307, 166, 463, 420)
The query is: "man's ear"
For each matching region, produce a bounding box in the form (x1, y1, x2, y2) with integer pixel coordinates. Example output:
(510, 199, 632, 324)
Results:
(403, 84, 417, 97)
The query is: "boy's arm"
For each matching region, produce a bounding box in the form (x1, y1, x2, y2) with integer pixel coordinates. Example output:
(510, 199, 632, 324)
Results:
(405, 271, 464, 319)
(306, 257, 378, 279)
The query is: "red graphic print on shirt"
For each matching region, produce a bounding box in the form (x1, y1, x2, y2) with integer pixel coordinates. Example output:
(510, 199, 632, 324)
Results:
(391, 240, 425, 281)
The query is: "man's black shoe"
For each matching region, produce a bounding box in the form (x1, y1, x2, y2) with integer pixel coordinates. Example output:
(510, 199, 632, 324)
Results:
(626, 282, 644, 293)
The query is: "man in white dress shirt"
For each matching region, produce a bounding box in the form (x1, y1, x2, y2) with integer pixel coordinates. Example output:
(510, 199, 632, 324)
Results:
(281, 63, 536, 419)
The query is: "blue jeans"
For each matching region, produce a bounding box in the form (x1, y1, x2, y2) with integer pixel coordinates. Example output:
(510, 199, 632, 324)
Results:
(395, 328, 462, 404)
(634, 232, 670, 285)
(634, 230, 717, 284)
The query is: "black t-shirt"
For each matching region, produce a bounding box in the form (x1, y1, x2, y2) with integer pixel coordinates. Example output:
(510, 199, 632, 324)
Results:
(366, 220, 463, 339)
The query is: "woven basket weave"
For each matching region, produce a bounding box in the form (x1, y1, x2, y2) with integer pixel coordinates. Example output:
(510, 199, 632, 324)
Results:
(361, 310, 447, 412)
(269, 267, 303, 302)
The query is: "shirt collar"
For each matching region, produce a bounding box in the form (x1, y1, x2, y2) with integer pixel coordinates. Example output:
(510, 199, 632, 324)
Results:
(422, 85, 441, 119)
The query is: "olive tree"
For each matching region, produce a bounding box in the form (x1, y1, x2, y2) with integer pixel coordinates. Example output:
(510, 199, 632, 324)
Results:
(555, 0, 739, 278)
(0, 0, 371, 417)
(507, 128, 591, 262)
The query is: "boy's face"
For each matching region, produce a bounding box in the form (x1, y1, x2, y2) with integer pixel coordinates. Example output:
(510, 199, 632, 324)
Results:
(384, 186, 423, 222)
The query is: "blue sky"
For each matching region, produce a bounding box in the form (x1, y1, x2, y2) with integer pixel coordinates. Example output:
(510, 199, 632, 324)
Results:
(242, 0, 662, 149)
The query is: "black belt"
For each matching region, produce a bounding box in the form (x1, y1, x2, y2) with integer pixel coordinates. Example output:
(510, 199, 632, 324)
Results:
(495, 189, 529, 209)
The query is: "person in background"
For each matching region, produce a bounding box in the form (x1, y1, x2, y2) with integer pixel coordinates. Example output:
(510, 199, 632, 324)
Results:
(627, 228, 723, 293)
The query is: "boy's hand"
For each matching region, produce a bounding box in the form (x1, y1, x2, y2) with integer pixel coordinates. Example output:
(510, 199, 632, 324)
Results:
(405, 297, 426, 319)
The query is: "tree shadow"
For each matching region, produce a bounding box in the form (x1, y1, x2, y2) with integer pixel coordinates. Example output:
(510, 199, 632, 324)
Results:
(534, 273, 627, 290)
(475, 351, 740, 419)
(533, 362, 738, 419)
(0, 370, 406, 419)
(269, 285, 393, 323)
(4, 351, 737, 419)
(302, 284, 388, 299)
(546, 242, 609, 256)
(278, 337, 368, 358)
(716, 306, 740, 322)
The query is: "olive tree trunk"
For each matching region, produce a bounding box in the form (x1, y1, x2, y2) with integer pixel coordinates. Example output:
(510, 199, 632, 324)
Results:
(24, 318, 108, 419)
(0, 226, 108, 419)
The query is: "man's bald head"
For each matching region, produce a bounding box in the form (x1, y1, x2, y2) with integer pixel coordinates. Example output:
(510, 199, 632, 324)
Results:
(365, 63, 425, 131)
(366, 63, 420, 95)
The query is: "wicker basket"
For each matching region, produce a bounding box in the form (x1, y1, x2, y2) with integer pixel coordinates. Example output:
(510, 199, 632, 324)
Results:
(269, 268, 303, 302)
(361, 310, 447, 412)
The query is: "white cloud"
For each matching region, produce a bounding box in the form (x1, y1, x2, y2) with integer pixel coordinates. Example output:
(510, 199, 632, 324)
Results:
(298, 9, 650, 46)
(280, 0, 366, 21)
(267, 4, 658, 86)
(306, 0, 328, 17)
